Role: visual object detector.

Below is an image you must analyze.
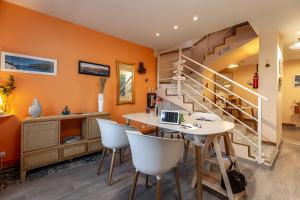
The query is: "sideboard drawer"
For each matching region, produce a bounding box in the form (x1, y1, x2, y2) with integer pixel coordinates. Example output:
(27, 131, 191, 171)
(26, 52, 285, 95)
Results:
(60, 143, 87, 160)
(23, 121, 59, 152)
(88, 139, 103, 152)
(23, 148, 59, 170)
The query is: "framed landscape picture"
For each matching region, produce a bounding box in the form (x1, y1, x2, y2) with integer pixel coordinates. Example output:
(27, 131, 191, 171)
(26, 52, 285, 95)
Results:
(79, 61, 110, 77)
(1, 51, 57, 76)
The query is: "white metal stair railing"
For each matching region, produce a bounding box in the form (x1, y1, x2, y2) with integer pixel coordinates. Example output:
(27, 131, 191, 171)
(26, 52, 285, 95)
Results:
(158, 48, 269, 164)
(181, 88, 258, 148)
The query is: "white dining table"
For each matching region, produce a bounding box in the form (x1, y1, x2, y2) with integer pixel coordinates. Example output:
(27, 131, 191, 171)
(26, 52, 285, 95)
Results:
(123, 112, 238, 200)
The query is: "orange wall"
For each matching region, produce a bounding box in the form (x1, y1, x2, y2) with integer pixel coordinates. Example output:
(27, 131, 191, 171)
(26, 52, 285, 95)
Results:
(0, 2, 156, 167)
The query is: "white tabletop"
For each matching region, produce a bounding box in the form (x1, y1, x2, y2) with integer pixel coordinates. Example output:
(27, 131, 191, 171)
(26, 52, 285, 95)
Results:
(123, 112, 234, 136)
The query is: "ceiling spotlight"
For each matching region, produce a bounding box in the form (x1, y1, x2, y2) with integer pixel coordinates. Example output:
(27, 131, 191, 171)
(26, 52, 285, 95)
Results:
(227, 64, 239, 69)
(193, 16, 198, 21)
(289, 38, 300, 50)
(173, 25, 178, 30)
(155, 33, 160, 37)
(224, 84, 232, 88)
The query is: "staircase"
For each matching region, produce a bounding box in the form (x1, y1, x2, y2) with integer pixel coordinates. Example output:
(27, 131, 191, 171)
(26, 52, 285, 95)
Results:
(180, 22, 258, 68)
(203, 23, 257, 65)
(157, 50, 279, 166)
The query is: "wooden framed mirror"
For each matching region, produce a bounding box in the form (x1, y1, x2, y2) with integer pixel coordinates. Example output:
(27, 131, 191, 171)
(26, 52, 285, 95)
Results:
(116, 61, 135, 104)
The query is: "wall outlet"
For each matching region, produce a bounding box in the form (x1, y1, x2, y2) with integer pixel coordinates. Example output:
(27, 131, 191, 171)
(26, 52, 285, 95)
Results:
(0, 152, 6, 158)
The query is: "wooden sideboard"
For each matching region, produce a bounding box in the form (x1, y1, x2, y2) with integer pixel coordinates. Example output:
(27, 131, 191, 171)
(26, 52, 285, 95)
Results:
(20, 112, 109, 181)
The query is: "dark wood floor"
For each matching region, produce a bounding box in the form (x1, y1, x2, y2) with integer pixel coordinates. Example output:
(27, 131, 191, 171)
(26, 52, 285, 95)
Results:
(1, 142, 300, 200)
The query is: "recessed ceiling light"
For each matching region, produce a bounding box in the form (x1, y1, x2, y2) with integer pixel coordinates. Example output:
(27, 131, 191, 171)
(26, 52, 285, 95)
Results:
(193, 16, 198, 21)
(155, 33, 160, 37)
(173, 25, 178, 30)
(290, 38, 300, 49)
(227, 64, 239, 69)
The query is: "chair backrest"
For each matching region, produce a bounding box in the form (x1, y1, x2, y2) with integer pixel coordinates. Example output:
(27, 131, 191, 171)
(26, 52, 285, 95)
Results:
(126, 131, 184, 176)
(97, 119, 137, 149)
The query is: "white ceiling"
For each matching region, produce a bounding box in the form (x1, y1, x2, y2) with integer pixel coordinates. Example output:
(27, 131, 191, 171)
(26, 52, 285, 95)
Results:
(5, 0, 300, 58)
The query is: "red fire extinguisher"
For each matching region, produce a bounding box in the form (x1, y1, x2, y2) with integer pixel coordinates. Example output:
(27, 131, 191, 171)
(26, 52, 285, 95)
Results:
(252, 64, 259, 89)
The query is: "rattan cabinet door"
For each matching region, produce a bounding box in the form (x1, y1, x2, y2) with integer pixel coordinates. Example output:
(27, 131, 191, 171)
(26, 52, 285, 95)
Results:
(88, 117, 108, 139)
(23, 121, 59, 152)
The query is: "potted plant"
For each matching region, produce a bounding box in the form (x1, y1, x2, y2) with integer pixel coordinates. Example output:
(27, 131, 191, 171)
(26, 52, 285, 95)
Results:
(0, 75, 16, 113)
(98, 77, 108, 112)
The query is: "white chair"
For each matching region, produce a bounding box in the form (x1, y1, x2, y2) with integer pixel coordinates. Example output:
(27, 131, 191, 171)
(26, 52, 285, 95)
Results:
(97, 119, 137, 186)
(126, 131, 184, 200)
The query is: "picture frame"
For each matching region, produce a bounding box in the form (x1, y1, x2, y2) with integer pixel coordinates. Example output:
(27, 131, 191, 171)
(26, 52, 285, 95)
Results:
(295, 74, 300, 87)
(79, 61, 110, 77)
(147, 93, 156, 108)
(1, 51, 57, 76)
(116, 60, 135, 104)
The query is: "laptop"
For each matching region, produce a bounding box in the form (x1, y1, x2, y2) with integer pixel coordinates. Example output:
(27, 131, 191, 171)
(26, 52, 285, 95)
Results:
(160, 110, 180, 125)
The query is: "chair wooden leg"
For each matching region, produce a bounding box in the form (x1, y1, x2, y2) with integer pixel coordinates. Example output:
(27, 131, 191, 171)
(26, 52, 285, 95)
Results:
(156, 176, 161, 200)
(145, 175, 150, 188)
(195, 145, 202, 200)
(122, 147, 126, 160)
(171, 134, 173, 139)
(129, 170, 140, 200)
(108, 149, 116, 186)
(173, 167, 182, 200)
(184, 140, 190, 163)
(97, 147, 106, 175)
(119, 148, 123, 164)
(181, 133, 185, 140)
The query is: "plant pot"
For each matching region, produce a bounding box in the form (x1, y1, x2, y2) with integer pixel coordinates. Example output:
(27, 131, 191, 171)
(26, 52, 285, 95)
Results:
(98, 93, 104, 112)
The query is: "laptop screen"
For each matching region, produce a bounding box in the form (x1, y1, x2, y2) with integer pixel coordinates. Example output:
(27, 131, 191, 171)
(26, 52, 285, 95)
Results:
(160, 110, 180, 124)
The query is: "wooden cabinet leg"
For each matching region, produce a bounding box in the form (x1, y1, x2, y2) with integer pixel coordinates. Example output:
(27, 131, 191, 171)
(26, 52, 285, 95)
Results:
(20, 171, 26, 182)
